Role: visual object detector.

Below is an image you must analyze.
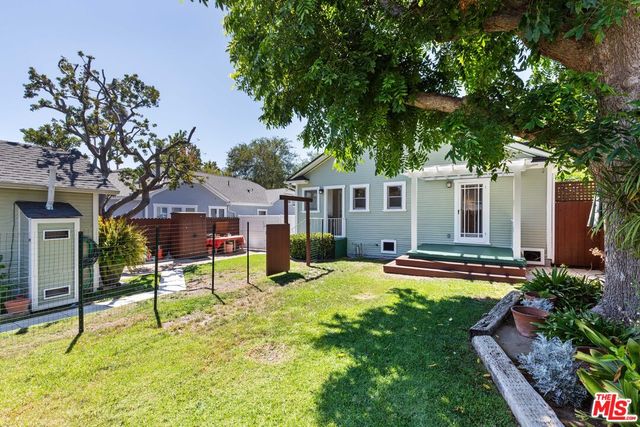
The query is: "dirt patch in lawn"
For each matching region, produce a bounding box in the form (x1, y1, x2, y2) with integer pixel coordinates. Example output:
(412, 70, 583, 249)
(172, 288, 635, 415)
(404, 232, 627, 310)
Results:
(352, 293, 378, 300)
(246, 342, 291, 365)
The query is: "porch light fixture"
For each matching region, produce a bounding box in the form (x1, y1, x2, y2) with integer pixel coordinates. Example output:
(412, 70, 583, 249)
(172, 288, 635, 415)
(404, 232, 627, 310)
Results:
(446, 180, 452, 189)
(319, 187, 324, 194)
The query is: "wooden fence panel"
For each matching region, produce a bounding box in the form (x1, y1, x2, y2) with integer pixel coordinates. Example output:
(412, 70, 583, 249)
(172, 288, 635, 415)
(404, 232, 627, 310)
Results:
(555, 182, 604, 269)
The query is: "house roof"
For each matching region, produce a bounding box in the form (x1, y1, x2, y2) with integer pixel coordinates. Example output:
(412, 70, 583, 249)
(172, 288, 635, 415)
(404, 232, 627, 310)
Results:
(0, 140, 118, 194)
(265, 188, 295, 205)
(200, 174, 272, 205)
(286, 143, 552, 182)
(16, 201, 82, 219)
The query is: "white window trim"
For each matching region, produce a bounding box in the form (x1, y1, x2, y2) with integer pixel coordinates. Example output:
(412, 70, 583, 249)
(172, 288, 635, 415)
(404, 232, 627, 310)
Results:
(453, 178, 491, 245)
(257, 209, 268, 215)
(522, 248, 546, 266)
(349, 184, 370, 212)
(323, 185, 346, 238)
(43, 286, 71, 300)
(380, 239, 397, 254)
(43, 229, 70, 240)
(208, 205, 228, 218)
(301, 186, 320, 213)
(154, 203, 198, 218)
(383, 181, 406, 212)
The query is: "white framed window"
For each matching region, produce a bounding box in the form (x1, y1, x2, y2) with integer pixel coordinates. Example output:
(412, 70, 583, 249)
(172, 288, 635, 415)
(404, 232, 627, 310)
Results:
(208, 206, 228, 218)
(383, 181, 406, 211)
(257, 209, 268, 215)
(349, 184, 369, 212)
(301, 187, 320, 213)
(381, 239, 397, 254)
(43, 229, 70, 240)
(43, 286, 71, 300)
(154, 204, 198, 219)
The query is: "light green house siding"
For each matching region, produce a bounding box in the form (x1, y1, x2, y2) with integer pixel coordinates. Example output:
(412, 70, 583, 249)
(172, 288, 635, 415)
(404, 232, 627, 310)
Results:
(0, 188, 95, 285)
(296, 152, 551, 261)
(297, 156, 411, 258)
(521, 168, 548, 250)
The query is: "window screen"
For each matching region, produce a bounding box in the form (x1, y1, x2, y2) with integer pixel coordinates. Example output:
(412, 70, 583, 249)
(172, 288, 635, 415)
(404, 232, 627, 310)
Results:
(44, 230, 70, 240)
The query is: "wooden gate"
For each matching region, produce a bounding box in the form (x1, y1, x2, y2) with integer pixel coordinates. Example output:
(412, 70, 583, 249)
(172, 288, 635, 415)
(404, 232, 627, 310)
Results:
(266, 224, 290, 276)
(555, 182, 604, 269)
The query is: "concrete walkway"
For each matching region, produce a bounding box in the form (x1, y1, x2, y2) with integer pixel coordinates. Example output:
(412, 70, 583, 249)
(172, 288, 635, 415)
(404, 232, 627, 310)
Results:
(0, 269, 186, 334)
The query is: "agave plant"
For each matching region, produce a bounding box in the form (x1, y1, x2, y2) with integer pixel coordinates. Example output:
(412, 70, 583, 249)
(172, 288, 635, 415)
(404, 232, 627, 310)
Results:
(575, 321, 640, 417)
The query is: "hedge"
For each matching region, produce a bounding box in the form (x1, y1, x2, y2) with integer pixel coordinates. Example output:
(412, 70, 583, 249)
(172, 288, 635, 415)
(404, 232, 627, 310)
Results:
(290, 232, 334, 260)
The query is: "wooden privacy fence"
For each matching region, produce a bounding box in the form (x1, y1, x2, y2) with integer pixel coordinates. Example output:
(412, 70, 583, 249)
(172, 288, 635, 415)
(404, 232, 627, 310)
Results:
(555, 181, 604, 269)
(129, 214, 240, 259)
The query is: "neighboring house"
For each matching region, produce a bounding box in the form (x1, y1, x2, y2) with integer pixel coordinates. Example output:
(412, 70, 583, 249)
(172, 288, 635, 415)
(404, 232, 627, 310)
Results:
(107, 173, 294, 218)
(0, 140, 118, 311)
(287, 143, 554, 278)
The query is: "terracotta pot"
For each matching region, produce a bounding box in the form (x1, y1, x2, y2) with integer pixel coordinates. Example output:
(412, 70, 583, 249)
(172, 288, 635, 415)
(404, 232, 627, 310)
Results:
(511, 305, 549, 338)
(524, 291, 558, 304)
(4, 296, 30, 315)
(224, 241, 234, 254)
(157, 246, 164, 260)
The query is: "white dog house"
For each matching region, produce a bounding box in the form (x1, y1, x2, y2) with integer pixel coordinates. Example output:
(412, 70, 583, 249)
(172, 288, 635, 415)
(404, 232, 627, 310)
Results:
(16, 201, 81, 311)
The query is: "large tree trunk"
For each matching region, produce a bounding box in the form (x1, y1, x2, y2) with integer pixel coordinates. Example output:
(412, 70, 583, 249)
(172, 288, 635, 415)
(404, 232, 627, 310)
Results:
(590, 13, 640, 322)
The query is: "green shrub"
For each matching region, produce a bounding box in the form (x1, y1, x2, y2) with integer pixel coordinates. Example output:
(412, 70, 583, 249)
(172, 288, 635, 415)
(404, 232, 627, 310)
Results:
(99, 217, 148, 288)
(537, 308, 640, 347)
(575, 322, 640, 417)
(521, 267, 602, 311)
(290, 232, 334, 260)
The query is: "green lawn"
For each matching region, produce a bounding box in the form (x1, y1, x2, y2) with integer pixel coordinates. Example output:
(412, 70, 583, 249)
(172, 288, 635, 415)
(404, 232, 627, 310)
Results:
(0, 256, 516, 426)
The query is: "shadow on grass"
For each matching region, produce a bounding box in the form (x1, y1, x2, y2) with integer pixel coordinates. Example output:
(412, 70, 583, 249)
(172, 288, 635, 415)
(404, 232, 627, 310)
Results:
(313, 288, 513, 426)
(268, 266, 335, 287)
(65, 332, 82, 353)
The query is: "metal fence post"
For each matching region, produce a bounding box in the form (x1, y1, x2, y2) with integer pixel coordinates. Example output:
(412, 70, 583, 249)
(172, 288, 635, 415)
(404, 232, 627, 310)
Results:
(246, 221, 250, 284)
(154, 226, 159, 314)
(78, 231, 84, 334)
(211, 222, 216, 294)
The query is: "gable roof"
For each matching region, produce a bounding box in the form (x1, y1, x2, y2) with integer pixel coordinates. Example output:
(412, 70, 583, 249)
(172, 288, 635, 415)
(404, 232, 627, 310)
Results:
(286, 143, 551, 182)
(265, 188, 295, 204)
(0, 140, 118, 194)
(200, 174, 272, 205)
(16, 201, 83, 219)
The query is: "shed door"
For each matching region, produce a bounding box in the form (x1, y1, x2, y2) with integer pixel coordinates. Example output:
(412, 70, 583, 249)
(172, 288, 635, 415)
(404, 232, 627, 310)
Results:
(34, 222, 77, 310)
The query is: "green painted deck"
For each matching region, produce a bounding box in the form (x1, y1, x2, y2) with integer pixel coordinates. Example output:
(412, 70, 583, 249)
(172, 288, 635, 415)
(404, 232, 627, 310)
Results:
(407, 244, 526, 268)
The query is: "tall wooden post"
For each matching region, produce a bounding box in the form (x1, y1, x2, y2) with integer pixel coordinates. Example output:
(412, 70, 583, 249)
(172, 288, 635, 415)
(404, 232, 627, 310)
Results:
(305, 201, 311, 266)
(284, 201, 289, 224)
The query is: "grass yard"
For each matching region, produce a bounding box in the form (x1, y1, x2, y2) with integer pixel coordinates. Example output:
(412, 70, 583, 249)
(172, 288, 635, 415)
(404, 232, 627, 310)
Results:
(0, 256, 517, 426)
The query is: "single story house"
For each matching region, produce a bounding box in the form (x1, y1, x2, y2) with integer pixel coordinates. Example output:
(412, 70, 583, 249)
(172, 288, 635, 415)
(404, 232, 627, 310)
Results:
(287, 143, 554, 282)
(107, 173, 294, 218)
(0, 140, 118, 311)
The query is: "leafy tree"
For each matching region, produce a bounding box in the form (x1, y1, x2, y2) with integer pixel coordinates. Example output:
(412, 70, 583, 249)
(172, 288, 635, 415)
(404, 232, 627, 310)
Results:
(198, 1, 640, 321)
(22, 52, 202, 218)
(201, 160, 226, 175)
(226, 137, 297, 188)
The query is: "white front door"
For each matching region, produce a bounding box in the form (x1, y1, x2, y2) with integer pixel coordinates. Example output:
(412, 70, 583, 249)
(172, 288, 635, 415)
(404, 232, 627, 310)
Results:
(454, 179, 490, 244)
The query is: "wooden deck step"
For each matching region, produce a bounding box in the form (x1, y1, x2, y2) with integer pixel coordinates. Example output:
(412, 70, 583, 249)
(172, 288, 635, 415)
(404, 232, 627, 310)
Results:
(396, 255, 527, 278)
(383, 260, 526, 284)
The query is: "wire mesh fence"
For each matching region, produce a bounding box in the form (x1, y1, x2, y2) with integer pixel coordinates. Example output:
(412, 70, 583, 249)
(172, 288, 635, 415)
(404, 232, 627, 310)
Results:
(0, 213, 260, 334)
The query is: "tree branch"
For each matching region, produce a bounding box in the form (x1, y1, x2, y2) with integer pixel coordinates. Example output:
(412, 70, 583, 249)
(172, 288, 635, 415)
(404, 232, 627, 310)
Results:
(408, 92, 466, 113)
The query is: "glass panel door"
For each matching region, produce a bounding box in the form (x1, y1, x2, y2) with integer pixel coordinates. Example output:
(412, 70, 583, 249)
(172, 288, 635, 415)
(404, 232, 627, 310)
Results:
(455, 180, 489, 244)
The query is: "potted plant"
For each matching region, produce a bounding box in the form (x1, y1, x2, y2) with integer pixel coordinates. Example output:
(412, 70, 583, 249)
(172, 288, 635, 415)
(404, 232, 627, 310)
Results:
(4, 295, 30, 315)
(511, 298, 553, 338)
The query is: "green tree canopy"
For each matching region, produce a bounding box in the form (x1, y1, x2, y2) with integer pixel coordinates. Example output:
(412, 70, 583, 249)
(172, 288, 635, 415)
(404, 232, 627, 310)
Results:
(226, 137, 297, 188)
(197, 0, 640, 321)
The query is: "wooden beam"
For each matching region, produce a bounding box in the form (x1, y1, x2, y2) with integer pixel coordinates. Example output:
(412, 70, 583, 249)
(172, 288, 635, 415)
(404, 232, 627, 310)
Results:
(305, 201, 311, 266)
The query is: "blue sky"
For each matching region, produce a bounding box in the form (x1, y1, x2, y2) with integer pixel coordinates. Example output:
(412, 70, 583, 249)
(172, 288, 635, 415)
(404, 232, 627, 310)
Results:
(0, 1, 306, 167)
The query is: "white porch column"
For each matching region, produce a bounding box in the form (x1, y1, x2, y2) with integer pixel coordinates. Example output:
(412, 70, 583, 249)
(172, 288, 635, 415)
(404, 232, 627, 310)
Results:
(512, 171, 522, 258)
(411, 175, 418, 250)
